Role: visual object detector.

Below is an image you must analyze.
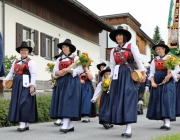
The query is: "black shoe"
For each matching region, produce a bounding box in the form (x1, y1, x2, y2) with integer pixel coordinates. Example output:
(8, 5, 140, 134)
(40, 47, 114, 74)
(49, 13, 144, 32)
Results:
(160, 125, 170, 130)
(17, 126, 29, 132)
(82, 119, 90, 123)
(109, 124, 114, 128)
(54, 122, 63, 126)
(121, 133, 132, 138)
(59, 128, 69, 133)
(103, 124, 109, 129)
(68, 127, 74, 132)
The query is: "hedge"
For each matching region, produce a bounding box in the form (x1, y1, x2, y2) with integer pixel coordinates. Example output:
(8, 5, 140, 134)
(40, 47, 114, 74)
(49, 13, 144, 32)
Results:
(0, 95, 53, 128)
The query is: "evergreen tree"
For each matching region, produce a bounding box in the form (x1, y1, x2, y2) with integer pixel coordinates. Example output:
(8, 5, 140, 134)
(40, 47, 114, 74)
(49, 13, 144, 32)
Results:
(152, 26, 162, 44)
(151, 26, 163, 58)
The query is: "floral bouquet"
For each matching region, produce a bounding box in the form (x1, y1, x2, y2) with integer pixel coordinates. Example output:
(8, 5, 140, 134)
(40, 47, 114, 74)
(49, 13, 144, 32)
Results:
(79, 52, 93, 67)
(45, 63, 55, 73)
(68, 52, 93, 69)
(45, 63, 57, 85)
(101, 78, 111, 92)
(164, 56, 179, 74)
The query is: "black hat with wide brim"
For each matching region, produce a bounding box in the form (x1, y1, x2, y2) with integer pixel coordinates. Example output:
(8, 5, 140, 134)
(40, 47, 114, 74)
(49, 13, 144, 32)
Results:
(57, 39, 76, 53)
(109, 26, 132, 43)
(152, 41, 169, 54)
(16, 41, 33, 53)
(97, 62, 107, 71)
(100, 66, 111, 77)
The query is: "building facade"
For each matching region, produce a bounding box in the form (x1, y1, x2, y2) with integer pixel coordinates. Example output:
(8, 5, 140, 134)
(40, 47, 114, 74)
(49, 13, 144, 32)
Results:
(0, 0, 114, 82)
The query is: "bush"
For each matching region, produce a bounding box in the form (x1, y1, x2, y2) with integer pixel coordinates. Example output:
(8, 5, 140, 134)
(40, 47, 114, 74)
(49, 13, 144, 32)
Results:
(0, 94, 53, 128)
(3, 55, 16, 76)
(152, 133, 180, 140)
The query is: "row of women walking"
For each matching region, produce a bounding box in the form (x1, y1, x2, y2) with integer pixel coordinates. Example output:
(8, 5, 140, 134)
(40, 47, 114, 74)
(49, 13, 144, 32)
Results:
(2, 26, 180, 139)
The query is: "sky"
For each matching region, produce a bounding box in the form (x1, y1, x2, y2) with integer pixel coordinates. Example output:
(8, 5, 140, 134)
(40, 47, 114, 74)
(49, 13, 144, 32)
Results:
(77, 0, 171, 44)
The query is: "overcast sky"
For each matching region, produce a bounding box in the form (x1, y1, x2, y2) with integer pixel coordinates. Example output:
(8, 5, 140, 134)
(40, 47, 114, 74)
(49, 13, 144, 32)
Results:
(77, 0, 170, 44)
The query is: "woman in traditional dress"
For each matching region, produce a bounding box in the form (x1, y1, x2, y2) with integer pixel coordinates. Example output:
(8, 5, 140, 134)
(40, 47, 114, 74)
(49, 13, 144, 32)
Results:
(104, 26, 146, 138)
(80, 65, 96, 122)
(146, 41, 179, 130)
(91, 66, 113, 129)
(175, 72, 180, 117)
(50, 51, 64, 126)
(52, 38, 83, 133)
(3, 41, 37, 132)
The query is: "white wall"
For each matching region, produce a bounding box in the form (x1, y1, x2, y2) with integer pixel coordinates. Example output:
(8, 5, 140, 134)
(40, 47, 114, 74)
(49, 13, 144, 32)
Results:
(99, 30, 107, 60)
(4, 4, 100, 80)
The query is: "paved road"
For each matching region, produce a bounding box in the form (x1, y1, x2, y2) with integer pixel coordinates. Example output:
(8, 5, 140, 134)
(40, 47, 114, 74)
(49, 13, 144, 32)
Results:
(0, 111, 180, 140)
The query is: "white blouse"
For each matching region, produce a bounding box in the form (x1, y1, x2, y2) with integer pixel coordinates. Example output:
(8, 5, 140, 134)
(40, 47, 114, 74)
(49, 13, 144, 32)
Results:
(4, 58, 37, 86)
(109, 42, 145, 78)
(91, 81, 102, 101)
(53, 54, 83, 78)
(149, 55, 180, 81)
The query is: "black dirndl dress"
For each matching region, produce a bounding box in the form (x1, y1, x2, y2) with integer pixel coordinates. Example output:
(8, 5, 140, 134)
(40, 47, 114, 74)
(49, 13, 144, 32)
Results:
(8, 74, 38, 123)
(53, 73, 82, 121)
(146, 69, 176, 121)
(99, 91, 110, 124)
(81, 80, 96, 117)
(104, 64, 138, 125)
(176, 80, 180, 116)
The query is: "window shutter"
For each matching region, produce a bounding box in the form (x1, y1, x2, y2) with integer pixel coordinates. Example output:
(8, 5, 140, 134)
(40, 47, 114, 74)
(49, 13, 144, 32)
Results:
(16, 23, 23, 48)
(40, 33, 46, 57)
(54, 38, 59, 57)
(33, 30, 39, 55)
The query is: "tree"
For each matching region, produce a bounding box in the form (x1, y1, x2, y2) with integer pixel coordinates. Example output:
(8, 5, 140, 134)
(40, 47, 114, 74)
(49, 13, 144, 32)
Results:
(151, 26, 163, 58)
(3, 55, 16, 76)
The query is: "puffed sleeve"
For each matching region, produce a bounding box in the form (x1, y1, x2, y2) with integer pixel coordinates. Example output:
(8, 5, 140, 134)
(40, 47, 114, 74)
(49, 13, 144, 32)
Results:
(28, 60, 37, 86)
(91, 81, 102, 101)
(71, 55, 83, 77)
(171, 65, 180, 81)
(110, 48, 116, 78)
(148, 59, 155, 80)
(89, 70, 95, 82)
(4, 60, 16, 80)
(53, 57, 60, 78)
(131, 43, 145, 71)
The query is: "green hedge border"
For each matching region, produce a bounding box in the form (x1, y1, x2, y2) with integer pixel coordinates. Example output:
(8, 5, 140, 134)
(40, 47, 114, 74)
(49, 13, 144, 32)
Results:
(0, 95, 53, 128)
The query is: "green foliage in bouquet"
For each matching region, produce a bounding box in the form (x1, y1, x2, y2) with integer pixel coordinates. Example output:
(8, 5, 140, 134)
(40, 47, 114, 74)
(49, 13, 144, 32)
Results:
(164, 56, 179, 69)
(45, 63, 55, 73)
(101, 78, 111, 91)
(79, 52, 93, 67)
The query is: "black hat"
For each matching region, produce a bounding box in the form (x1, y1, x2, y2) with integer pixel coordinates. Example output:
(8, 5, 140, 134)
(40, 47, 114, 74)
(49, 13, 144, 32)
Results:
(97, 62, 107, 71)
(152, 41, 169, 54)
(100, 66, 111, 77)
(16, 41, 33, 53)
(57, 39, 76, 53)
(109, 26, 132, 43)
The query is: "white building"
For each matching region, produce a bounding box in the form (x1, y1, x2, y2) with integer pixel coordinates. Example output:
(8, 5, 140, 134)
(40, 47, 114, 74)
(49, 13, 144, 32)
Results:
(0, 0, 114, 85)
(99, 13, 155, 67)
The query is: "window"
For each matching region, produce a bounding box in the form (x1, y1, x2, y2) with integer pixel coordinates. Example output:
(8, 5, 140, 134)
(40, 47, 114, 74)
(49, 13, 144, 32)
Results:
(45, 36, 52, 59)
(106, 48, 111, 61)
(23, 27, 31, 46)
(77, 50, 81, 56)
(40, 32, 59, 59)
(16, 23, 39, 55)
